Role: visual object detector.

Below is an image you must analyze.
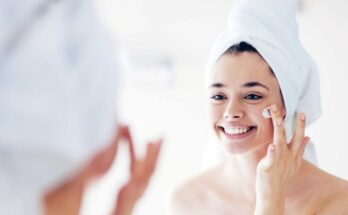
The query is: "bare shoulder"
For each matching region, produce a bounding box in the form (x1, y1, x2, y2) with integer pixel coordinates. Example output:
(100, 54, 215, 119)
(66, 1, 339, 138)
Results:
(313, 169, 348, 214)
(166, 164, 224, 215)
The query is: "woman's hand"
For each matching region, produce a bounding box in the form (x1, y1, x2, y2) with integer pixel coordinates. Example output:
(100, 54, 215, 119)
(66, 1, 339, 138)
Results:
(254, 104, 310, 215)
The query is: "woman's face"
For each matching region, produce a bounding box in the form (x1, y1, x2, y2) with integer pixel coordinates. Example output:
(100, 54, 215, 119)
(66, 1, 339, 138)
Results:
(208, 52, 285, 154)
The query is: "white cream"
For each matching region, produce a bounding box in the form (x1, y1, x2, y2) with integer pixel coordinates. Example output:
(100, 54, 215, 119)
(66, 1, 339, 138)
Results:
(262, 108, 271, 119)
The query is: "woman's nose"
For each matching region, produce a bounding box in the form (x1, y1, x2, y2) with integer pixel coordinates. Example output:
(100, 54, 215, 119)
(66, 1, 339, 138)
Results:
(223, 99, 244, 119)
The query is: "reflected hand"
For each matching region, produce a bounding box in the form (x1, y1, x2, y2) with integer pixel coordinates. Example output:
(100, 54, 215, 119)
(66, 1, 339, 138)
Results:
(43, 125, 129, 215)
(112, 127, 162, 215)
(44, 125, 162, 215)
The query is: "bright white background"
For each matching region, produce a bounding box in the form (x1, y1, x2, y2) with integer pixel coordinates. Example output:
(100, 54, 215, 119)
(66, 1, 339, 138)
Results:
(82, 0, 348, 214)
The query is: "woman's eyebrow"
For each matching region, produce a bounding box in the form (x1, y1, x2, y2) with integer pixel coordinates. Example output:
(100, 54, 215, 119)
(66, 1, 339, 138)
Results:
(209, 83, 225, 88)
(243, 82, 270, 90)
(209, 82, 270, 90)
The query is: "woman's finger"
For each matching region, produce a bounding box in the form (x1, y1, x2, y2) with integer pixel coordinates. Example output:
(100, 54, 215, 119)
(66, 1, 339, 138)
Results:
(295, 136, 310, 167)
(258, 143, 277, 172)
(270, 104, 286, 147)
(82, 125, 126, 180)
(290, 113, 306, 155)
(122, 126, 136, 172)
(144, 139, 162, 176)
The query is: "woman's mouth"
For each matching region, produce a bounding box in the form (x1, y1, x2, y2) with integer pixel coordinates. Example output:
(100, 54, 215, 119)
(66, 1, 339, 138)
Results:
(219, 125, 257, 140)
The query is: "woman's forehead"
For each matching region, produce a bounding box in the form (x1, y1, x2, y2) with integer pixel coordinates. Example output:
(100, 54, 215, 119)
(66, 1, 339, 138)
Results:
(210, 53, 277, 87)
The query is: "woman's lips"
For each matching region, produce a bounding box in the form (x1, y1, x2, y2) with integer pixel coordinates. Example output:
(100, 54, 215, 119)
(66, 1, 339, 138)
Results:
(219, 126, 257, 140)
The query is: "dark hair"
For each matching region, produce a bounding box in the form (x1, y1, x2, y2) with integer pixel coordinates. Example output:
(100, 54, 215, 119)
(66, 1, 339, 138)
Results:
(223, 41, 258, 55)
(223, 41, 275, 76)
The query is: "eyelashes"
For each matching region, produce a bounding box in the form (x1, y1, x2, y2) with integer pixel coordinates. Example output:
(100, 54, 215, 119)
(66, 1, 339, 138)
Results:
(210, 94, 226, 100)
(210, 93, 263, 101)
(244, 94, 263, 100)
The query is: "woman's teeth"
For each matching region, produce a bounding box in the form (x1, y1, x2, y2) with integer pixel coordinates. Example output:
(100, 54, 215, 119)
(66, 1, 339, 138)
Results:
(224, 127, 253, 135)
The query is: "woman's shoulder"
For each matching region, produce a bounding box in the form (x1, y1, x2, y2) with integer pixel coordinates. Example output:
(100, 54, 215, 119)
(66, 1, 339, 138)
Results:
(166, 163, 225, 214)
(310, 165, 348, 214)
(317, 175, 348, 214)
(168, 163, 224, 202)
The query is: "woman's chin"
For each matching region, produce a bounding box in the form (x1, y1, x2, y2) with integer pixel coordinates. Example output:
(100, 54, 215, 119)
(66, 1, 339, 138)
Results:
(222, 139, 272, 155)
(223, 142, 252, 154)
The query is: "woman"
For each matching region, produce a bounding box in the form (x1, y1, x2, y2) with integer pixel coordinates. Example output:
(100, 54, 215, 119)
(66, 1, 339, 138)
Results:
(167, 0, 348, 214)
(0, 0, 161, 214)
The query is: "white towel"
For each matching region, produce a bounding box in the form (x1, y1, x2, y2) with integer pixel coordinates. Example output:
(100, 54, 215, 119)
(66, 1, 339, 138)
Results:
(0, 0, 119, 214)
(203, 0, 321, 167)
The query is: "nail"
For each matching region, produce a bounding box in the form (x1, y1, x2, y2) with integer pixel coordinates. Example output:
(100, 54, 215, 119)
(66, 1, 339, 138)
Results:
(270, 144, 275, 151)
(305, 137, 310, 144)
(271, 104, 277, 112)
(300, 113, 306, 121)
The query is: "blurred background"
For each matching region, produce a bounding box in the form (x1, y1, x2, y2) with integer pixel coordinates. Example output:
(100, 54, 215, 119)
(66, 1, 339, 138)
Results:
(77, 0, 348, 214)
(1, 0, 345, 214)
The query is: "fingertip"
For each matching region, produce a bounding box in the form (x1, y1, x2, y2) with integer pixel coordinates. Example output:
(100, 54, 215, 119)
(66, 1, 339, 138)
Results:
(265, 144, 276, 161)
(258, 145, 276, 172)
(269, 143, 276, 153)
(115, 124, 130, 141)
(158, 137, 164, 143)
(269, 104, 283, 127)
(300, 112, 306, 121)
(146, 141, 159, 156)
(149, 138, 164, 149)
(157, 138, 164, 147)
(271, 104, 277, 112)
(304, 136, 310, 144)
(117, 124, 128, 132)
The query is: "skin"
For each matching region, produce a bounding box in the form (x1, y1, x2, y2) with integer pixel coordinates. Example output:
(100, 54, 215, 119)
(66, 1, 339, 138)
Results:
(167, 52, 348, 215)
(44, 125, 162, 215)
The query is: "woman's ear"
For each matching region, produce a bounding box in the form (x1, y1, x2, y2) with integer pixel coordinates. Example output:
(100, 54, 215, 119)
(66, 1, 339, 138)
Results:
(281, 107, 286, 119)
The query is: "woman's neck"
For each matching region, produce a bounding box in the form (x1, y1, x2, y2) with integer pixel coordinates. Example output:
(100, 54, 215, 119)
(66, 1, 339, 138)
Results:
(222, 144, 268, 202)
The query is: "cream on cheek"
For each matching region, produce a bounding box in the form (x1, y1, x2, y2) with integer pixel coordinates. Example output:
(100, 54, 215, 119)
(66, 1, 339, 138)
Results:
(256, 100, 285, 144)
(243, 105, 274, 143)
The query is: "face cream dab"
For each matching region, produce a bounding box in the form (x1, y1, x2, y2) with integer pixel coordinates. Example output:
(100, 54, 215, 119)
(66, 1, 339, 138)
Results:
(262, 107, 271, 119)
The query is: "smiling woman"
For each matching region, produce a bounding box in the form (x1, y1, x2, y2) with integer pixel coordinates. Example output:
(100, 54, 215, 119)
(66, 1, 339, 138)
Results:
(209, 45, 284, 155)
(166, 0, 348, 214)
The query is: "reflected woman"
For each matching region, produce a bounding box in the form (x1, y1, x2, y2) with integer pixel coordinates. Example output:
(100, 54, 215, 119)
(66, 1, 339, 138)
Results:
(167, 0, 348, 214)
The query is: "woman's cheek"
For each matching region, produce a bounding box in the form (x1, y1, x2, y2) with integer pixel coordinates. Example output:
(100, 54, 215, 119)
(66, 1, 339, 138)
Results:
(252, 108, 274, 143)
(258, 118, 274, 143)
(209, 105, 221, 126)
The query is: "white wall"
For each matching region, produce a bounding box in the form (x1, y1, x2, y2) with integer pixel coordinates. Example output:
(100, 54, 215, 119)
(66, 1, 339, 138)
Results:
(298, 0, 348, 180)
(82, 0, 348, 214)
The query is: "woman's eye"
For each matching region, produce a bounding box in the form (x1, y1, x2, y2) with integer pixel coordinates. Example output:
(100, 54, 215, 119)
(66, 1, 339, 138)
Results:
(210, 94, 225, 100)
(244, 94, 263, 100)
